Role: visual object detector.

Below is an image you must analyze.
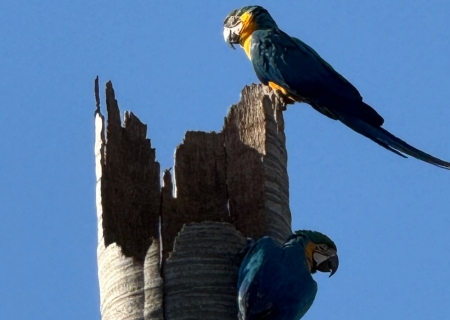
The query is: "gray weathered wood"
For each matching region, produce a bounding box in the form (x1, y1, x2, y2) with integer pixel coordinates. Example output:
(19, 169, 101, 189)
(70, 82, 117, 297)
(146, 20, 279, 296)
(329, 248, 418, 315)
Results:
(101, 81, 161, 260)
(164, 222, 247, 320)
(161, 131, 229, 259)
(96, 80, 162, 320)
(95, 81, 292, 320)
(144, 239, 164, 320)
(175, 131, 228, 222)
(224, 84, 291, 244)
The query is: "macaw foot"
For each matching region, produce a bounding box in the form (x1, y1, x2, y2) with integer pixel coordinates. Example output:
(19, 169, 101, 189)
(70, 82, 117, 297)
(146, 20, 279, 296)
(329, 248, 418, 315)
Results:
(237, 238, 255, 258)
(273, 89, 295, 111)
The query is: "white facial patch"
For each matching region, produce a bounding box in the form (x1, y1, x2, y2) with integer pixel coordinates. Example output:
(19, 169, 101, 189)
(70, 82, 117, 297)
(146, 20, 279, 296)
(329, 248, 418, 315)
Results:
(223, 23, 243, 41)
(313, 252, 329, 266)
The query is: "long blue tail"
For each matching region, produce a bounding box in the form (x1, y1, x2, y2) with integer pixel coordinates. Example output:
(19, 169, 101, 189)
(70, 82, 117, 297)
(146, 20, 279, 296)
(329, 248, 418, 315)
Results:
(338, 115, 450, 170)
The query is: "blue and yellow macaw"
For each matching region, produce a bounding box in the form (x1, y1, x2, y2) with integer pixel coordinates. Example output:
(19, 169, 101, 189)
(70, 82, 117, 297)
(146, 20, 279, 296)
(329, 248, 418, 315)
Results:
(223, 6, 450, 169)
(238, 230, 338, 320)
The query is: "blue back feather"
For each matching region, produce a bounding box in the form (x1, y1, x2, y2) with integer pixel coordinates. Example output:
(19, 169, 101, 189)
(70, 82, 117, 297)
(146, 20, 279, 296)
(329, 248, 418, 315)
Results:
(238, 236, 317, 320)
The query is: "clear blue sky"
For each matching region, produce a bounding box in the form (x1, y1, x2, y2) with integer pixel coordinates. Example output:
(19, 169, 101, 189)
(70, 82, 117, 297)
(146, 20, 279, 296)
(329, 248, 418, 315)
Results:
(1, 1, 449, 319)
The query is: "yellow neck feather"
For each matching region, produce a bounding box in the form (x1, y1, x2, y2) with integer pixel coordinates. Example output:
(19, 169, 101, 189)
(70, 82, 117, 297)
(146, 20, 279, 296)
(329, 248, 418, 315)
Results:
(242, 37, 252, 59)
(305, 241, 316, 272)
(239, 12, 257, 60)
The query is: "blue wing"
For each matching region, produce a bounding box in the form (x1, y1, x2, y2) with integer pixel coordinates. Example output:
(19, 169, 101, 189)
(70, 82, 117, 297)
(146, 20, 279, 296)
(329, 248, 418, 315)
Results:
(238, 237, 278, 318)
(248, 29, 450, 168)
(238, 237, 318, 320)
(249, 28, 384, 127)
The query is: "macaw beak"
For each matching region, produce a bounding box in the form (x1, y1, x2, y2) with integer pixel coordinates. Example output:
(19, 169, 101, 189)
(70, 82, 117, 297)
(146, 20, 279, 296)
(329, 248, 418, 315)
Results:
(223, 28, 237, 49)
(316, 254, 339, 277)
(223, 16, 242, 50)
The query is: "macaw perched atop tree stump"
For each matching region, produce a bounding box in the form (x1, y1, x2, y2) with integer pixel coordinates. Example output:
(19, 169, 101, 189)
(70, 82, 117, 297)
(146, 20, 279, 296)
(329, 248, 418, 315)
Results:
(223, 5, 450, 169)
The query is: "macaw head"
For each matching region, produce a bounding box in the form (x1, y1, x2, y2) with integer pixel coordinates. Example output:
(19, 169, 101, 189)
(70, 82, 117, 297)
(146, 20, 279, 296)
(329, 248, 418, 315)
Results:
(223, 5, 277, 49)
(290, 230, 339, 277)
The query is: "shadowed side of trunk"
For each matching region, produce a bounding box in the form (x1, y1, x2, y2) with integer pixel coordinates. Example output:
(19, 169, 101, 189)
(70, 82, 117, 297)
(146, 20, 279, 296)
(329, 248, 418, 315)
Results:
(95, 79, 293, 320)
(224, 85, 291, 244)
(95, 80, 162, 320)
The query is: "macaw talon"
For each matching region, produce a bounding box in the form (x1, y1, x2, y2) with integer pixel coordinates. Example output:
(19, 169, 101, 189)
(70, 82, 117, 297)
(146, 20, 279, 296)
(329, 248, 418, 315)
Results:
(283, 96, 296, 105)
(240, 238, 255, 253)
(271, 88, 293, 111)
(237, 238, 256, 258)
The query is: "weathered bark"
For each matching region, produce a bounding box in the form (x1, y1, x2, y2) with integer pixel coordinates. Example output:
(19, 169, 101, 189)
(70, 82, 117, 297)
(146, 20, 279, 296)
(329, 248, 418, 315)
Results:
(144, 239, 164, 319)
(96, 79, 162, 320)
(224, 85, 291, 244)
(161, 131, 229, 260)
(95, 79, 291, 319)
(101, 81, 161, 260)
(164, 222, 247, 320)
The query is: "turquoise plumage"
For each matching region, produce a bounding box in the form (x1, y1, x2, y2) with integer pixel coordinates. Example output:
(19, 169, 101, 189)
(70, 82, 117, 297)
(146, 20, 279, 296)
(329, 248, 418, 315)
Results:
(223, 6, 450, 169)
(237, 231, 338, 320)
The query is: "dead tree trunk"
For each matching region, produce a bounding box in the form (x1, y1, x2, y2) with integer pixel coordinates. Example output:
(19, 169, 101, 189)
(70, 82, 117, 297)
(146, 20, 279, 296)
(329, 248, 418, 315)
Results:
(94, 78, 292, 320)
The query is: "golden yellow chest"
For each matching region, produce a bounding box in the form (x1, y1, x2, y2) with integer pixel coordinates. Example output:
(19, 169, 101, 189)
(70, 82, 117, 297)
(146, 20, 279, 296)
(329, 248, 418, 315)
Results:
(242, 36, 252, 60)
(239, 11, 257, 60)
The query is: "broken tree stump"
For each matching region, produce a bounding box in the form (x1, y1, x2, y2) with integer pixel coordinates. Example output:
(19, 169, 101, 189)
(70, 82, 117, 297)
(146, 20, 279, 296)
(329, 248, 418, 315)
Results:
(95, 78, 292, 320)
